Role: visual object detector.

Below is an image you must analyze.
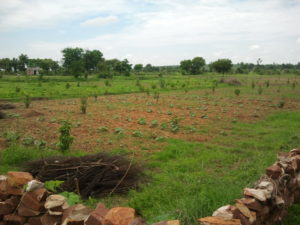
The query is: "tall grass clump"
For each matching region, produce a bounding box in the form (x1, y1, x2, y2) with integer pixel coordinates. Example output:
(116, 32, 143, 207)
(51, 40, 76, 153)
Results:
(80, 97, 88, 114)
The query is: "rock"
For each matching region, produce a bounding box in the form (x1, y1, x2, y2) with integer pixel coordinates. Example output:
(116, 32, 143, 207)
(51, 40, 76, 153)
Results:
(21, 188, 48, 211)
(244, 188, 267, 202)
(235, 203, 256, 223)
(26, 180, 44, 192)
(41, 213, 62, 225)
(266, 165, 282, 179)
(4, 214, 26, 225)
(290, 148, 300, 156)
(104, 207, 136, 225)
(6, 184, 24, 195)
(28, 216, 43, 225)
(17, 202, 41, 217)
(212, 205, 234, 219)
(198, 217, 241, 225)
(0, 175, 7, 192)
(292, 155, 300, 171)
(85, 203, 109, 225)
(61, 204, 92, 225)
(7, 171, 33, 187)
(152, 221, 180, 225)
(130, 217, 147, 225)
(45, 195, 69, 215)
(0, 192, 11, 200)
(0, 196, 21, 215)
(235, 198, 263, 212)
(0, 201, 15, 215)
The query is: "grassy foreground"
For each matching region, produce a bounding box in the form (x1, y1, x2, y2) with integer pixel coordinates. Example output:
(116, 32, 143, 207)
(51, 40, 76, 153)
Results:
(1, 111, 299, 224)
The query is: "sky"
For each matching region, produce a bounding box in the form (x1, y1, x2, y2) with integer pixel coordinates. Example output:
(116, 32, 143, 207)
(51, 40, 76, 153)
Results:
(0, 0, 300, 66)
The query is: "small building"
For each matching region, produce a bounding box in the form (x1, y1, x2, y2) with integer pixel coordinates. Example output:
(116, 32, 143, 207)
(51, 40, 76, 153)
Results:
(26, 67, 42, 75)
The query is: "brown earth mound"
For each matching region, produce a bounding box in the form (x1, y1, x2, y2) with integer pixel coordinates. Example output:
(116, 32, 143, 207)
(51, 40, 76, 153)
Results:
(23, 153, 144, 198)
(219, 78, 242, 86)
(24, 110, 44, 117)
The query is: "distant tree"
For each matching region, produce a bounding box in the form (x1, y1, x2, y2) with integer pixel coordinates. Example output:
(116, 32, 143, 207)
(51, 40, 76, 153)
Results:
(134, 64, 143, 74)
(210, 59, 233, 74)
(18, 54, 29, 72)
(84, 50, 103, 72)
(143, 64, 159, 72)
(191, 57, 205, 74)
(180, 59, 192, 75)
(117, 59, 132, 76)
(0, 58, 12, 72)
(62, 47, 84, 76)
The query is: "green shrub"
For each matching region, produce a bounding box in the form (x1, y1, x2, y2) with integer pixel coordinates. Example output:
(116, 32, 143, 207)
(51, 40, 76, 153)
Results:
(97, 126, 109, 132)
(15, 87, 21, 93)
(151, 120, 159, 128)
(66, 83, 71, 89)
(138, 118, 147, 125)
(58, 121, 73, 152)
(234, 89, 241, 96)
(132, 130, 143, 138)
(114, 127, 124, 134)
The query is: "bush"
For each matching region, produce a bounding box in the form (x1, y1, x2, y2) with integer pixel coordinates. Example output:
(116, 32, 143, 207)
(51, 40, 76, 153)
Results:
(234, 89, 241, 96)
(58, 121, 74, 152)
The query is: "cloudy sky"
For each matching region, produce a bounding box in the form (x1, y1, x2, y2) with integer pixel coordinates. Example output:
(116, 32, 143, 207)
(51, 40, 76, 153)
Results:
(0, 0, 300, 65)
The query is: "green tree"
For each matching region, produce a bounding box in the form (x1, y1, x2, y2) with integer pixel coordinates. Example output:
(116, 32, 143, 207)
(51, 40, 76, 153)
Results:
(18, 54, 29, 72)
(191, 57, 205, 74)
(180, 59, 192, 75)
(84, 50, 103, 72)
(210, 59, 233, 74)
(134, 64, 143, 73)
(62, 47, 84, 76)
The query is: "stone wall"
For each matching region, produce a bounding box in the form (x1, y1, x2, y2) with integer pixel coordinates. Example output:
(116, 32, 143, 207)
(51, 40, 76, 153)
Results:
(199, 148, 300, 225)
(1, 147, 300, 225)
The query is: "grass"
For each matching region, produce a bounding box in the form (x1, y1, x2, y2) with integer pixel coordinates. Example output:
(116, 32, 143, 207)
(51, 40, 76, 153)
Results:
(0, 73, 300, 224)
(128, 112, 300, 224)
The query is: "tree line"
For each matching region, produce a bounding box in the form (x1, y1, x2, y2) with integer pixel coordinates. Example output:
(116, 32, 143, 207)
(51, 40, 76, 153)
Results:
(0, 48, 299, 77)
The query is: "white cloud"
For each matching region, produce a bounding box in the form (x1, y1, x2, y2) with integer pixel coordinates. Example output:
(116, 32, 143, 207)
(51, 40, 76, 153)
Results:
(1, 0, 300, 64)
(297, 38, 300, 43)
(80, 16, 118, 27)
(249, 45, 260, 50)
(0, 0, 128, 30)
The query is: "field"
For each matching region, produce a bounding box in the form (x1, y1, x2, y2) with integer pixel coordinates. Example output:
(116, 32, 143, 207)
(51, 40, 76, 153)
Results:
(0, 74, 300, 224)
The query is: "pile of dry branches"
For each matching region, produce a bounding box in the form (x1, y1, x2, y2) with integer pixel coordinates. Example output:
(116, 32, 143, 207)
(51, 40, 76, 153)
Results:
(23, 153, 143, 198)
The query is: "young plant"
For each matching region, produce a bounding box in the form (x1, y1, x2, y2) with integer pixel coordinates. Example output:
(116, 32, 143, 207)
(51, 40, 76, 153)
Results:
(265, 80, 270, 88)
(278, 101, 285, 108)
(138, 118, 147, 125)
(251, 81, 255, 89)
(234, 89, 241, 96)
(15, 87, 21, 93)
(66, 83, 71, 89)
(132, 130, 143, 138)
(80, 97, 88, 114)
(24, 94, 31, 108)
(58, 121, 73, 153)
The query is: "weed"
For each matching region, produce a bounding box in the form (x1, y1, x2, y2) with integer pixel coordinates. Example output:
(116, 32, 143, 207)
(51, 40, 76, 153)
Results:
(278, 101, 285, 108)
(151, 120, 159, 128)
(66, 83, 71, 89)
(132, 130, 143, 138)
(44, 180, 64, 192)
(114, 127, 124, 134)
(22, 136, 35, 145)
(251, 81, 255, 89)
(234, 89, 241, 96)
(80, 97, 88, 114)
(170, 117, 181, 134)
(24, 94, 31, 108)
(98, 126, 109, 132)
(15, 87, 21, 93)
(265, 80, 270, 88)
(138, 118, 147, 125)
(3, 131, 21, 142)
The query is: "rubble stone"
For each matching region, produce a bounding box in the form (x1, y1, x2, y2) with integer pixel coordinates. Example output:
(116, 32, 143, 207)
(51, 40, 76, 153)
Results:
(104, 207, 135, 225)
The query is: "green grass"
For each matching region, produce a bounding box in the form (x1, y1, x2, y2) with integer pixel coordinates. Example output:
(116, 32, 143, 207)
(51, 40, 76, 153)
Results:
(127, 112, 300, 224)
(0, 74, 220, 101)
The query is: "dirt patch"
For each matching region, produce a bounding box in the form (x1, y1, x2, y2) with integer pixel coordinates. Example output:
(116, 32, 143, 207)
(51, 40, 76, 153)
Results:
(24, 153, 144, 198)
(24, 110, 44, 117)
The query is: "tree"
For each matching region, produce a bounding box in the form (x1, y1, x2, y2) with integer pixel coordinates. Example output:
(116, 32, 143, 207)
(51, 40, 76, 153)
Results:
(18, 54, 29, 72)
(134, 64, 143, 73)
(84, 50, 103, 72)
(210, 59, 233, 74)
(180, 59, 192, 75)
(191, 57, 205, 74)
(62, 47, 84, 76)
